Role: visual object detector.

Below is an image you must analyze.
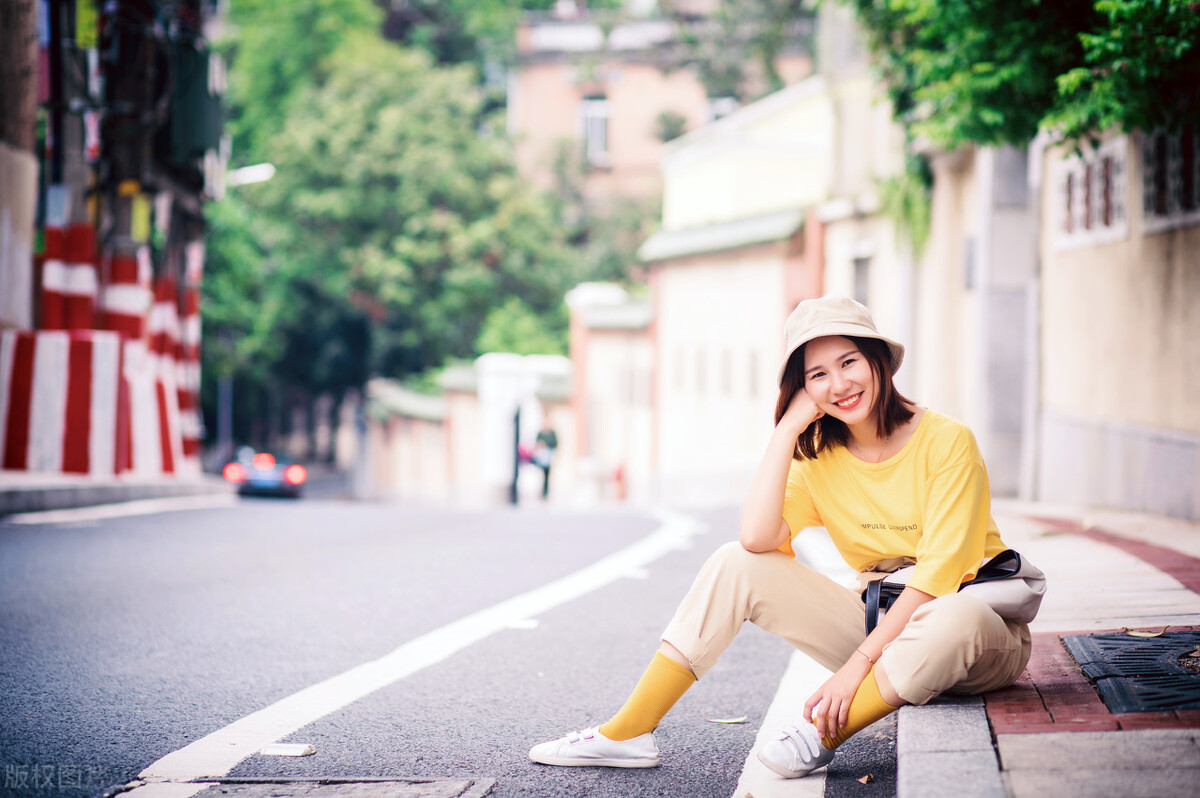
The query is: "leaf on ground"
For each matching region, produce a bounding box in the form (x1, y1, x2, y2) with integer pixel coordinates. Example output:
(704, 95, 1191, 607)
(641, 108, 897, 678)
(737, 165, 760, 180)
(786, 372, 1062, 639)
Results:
(1125, 627, 1168, 638)
(703, 715, 748, 724)
(1180, 647, 1200, 659)
(858, 774, 874, 784)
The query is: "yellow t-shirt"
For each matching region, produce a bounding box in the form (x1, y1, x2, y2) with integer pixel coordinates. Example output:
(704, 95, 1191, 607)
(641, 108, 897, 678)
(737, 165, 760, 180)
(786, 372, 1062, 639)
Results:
(781, 409, 1008, 597)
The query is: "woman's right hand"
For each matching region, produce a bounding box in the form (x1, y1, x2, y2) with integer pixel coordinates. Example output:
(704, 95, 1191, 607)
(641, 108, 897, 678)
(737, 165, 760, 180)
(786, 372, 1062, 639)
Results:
(779, 387, 822, 435)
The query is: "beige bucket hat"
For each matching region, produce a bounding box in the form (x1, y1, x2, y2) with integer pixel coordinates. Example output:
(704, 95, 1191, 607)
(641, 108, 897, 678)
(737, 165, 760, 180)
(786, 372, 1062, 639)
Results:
(778, 295, 905, 385)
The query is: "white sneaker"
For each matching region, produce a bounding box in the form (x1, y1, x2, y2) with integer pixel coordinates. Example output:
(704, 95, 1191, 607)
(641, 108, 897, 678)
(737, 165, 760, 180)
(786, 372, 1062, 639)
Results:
(757, 721, 835, 778)
(529, 726, 660, 768)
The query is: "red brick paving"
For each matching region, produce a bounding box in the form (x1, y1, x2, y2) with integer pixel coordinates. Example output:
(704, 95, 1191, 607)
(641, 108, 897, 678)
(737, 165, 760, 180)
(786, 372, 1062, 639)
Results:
(984, 630, 1200, 734)
(984, 515, 1200, 734)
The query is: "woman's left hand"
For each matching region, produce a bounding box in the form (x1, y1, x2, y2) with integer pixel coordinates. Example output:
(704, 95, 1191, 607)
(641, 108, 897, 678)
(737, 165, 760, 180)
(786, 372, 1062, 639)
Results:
(803, 654, 873, 740)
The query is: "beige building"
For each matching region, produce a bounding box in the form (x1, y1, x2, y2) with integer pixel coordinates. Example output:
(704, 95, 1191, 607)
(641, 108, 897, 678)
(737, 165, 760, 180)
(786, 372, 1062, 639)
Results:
(1034, 129, 1200, 520)
(508, 3, 812, 203)
(910, 126, 1199, 522)
(905, 144, 1039, 498)
(566, 283, 655, 500)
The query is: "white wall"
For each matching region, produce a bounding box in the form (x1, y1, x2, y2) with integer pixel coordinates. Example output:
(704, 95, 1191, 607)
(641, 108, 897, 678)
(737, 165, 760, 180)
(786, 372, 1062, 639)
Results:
(660, 79, 834, 232)
(653, 250, 787, 502)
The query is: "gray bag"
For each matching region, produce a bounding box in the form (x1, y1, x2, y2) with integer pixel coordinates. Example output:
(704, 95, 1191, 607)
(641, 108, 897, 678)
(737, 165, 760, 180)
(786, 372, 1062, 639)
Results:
(862, 549, 1046, 634)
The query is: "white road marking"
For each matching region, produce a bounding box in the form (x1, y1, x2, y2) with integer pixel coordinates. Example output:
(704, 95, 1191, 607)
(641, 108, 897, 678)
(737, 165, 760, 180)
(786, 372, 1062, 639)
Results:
(2, 493, 237, 525)
(123, 508, 703, 795)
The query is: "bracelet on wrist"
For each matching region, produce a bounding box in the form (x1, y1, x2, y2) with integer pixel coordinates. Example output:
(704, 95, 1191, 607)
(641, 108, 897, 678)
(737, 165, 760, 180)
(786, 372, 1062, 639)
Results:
(854, 647, 875, 665)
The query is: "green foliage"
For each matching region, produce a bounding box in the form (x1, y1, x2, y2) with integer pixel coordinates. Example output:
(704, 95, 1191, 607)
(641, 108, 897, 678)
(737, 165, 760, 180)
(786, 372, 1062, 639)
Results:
(846, 0, 1100, 148)
(878, 155, 933, 255)
(545, 139, 660, 285)
(222, 0, 383, 165)
(250, 33, 573, 378)
(654, 110, 690, 142)
(203, 4, 583, 448)
(844, 0, 1200, 148)
(661, 0, 814, 102)
(476, 296, 567, 356)
(201, 195, 283, 382)
(1048, 0, 1200, 141)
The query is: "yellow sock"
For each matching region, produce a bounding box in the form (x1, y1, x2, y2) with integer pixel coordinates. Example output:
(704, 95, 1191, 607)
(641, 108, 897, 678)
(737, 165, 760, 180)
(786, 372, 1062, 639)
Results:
(599, 651, 697, 741)
(821, 670, 899, 749)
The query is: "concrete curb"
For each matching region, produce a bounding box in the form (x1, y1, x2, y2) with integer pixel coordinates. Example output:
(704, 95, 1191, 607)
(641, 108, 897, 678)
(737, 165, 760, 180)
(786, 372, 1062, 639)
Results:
(897, 697, 1005, 798)
(0, 474, 233, 516)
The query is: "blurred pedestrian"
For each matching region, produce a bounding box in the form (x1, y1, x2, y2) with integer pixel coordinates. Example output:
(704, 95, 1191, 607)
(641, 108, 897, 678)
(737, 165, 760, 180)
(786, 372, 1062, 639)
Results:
(532, 422, 557, 500)
(529, 296, 1038, 777)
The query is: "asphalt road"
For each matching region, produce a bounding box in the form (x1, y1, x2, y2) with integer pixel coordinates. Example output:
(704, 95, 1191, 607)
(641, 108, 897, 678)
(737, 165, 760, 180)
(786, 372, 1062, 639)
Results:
(0, 498, 810, 798)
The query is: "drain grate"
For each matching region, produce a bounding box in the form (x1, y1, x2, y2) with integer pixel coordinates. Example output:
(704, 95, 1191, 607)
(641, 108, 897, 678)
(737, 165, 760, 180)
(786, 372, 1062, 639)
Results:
(1062, 631, 1200, 713)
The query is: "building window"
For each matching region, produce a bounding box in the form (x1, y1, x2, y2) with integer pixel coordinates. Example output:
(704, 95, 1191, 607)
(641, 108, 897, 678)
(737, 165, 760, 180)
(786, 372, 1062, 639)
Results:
(580, 96, 610, 167)
(1054, 135, 1129, 250)
(720, 349, 733, 397)
(695, 348, 707, 396)
(1142, 125, 1200, 233)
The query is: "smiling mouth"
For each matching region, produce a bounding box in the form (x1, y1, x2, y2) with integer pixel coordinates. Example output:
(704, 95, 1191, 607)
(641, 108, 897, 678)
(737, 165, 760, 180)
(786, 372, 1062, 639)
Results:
(835, 393, 862, 409)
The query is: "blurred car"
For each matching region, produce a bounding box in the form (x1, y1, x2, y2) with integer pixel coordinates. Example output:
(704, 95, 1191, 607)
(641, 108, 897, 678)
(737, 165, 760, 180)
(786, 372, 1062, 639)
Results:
(222, 449, 307, 498)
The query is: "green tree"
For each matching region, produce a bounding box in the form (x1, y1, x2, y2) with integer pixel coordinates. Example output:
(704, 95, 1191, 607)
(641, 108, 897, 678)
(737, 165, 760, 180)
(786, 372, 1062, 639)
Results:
(204, 5, 580, 453)
(545, 140, 660, 286)
(251, 33, 573, 379)
(222, 0, 383, 165)
(476, 296, 567, 356)
(200, 194, 283, 446)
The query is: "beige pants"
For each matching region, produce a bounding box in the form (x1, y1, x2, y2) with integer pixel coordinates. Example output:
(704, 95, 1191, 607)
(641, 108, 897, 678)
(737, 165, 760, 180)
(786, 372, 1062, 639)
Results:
(661, 542, 1032, 705)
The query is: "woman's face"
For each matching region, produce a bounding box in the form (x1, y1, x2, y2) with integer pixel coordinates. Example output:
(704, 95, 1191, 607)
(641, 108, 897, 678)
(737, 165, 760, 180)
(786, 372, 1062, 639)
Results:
(802, 336, 878, 431)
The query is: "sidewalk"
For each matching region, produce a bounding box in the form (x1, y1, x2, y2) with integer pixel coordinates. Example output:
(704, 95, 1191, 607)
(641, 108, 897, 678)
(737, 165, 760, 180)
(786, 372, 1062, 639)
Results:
(740, 501, 1200, 798)
(0, 469, 233, 516)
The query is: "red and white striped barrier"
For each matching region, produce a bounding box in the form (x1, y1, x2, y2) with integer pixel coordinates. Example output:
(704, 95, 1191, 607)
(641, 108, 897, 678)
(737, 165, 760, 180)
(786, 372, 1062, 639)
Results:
(4, 208, 208, 479)
(178, 284, 203, 460)
(0, 327, 199, 478)
(101, 247, 153, 340)
(144, 275, 186, 475)
(119, 337, 182, 476)
(0, 330, 120, 475)
(40, 223, 99, 331)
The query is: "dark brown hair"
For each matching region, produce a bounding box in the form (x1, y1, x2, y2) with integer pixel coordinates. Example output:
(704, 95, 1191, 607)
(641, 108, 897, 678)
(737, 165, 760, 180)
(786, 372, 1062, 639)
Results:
(774, 336, 914, 460)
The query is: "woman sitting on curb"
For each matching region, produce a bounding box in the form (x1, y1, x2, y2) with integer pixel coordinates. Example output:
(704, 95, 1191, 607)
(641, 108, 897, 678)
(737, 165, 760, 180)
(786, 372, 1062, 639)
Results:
(529, 295, 1034, 777)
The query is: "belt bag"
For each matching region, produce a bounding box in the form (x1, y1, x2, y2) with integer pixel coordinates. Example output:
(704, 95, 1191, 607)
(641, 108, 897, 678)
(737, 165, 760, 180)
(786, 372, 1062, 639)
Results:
(861, 549, 1046, 635)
